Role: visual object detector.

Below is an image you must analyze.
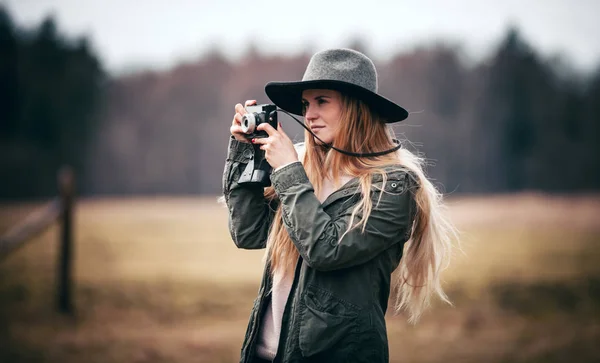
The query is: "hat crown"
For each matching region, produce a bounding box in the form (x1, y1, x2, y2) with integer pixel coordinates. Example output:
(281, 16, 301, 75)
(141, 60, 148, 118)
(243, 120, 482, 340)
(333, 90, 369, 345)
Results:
(302, 49, 378, 93)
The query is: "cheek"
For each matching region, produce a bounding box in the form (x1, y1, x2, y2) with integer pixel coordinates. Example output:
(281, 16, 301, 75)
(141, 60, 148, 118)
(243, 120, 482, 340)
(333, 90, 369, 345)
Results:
(323, 108, 340, 126)
(328, 110, 342, 130)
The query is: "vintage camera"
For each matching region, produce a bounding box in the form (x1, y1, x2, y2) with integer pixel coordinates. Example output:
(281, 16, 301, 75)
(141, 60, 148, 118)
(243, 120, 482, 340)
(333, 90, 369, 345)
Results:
(238, 104, 278, 187)
(241, 104, 278, 139)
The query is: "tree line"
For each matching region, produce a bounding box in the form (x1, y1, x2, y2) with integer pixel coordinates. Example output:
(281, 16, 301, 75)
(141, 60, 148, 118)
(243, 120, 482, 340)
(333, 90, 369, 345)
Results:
(0, 7, 105, 199)
(1, 6, 599, 199)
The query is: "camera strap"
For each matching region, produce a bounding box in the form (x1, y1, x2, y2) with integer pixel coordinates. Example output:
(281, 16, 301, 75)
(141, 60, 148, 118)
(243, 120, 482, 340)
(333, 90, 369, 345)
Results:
(277, 109, 403, 158)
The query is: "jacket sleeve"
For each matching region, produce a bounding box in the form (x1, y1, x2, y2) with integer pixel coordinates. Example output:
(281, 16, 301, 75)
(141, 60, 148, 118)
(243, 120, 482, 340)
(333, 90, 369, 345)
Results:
(270, 162, 416, 271)
(222, 137, 276, 249)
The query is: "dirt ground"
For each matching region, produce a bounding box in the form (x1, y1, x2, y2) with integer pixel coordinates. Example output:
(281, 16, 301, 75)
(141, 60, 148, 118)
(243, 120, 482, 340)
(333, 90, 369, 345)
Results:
(0, 194, 599, 362)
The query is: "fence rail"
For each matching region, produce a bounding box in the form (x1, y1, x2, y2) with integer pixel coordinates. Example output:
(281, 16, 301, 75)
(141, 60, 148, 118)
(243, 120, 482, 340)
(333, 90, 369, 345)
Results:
(0, 166, 76, 314)
(0, 199, 61, 256)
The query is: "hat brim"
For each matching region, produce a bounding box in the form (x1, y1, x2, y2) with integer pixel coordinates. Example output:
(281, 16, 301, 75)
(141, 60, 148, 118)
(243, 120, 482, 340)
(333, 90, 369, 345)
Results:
(265, 80, 408, 123)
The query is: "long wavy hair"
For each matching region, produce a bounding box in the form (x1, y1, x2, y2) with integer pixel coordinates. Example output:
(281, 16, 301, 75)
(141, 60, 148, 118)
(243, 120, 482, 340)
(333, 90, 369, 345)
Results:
(263, 92, 457, 323)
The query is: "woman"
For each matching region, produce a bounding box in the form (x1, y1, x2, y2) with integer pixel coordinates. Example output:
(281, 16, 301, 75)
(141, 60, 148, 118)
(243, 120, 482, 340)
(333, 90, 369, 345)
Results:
(222, 49, 457, 363)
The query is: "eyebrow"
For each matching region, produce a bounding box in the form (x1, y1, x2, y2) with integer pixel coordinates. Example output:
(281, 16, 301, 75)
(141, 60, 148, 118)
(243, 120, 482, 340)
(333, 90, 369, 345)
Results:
(301, 95, 331, 102)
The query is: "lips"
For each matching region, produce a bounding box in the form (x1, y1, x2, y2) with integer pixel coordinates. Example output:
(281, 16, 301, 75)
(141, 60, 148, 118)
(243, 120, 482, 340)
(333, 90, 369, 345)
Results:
(310, 126, 325, 131)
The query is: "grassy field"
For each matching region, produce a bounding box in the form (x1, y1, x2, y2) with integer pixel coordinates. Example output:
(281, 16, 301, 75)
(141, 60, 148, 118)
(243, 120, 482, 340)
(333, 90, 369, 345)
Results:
(0, 194, 599, 363)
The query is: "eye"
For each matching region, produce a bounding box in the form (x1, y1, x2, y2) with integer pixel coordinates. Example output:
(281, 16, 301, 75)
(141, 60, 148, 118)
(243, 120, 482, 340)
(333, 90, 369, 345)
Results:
(317, 99, 327, 105)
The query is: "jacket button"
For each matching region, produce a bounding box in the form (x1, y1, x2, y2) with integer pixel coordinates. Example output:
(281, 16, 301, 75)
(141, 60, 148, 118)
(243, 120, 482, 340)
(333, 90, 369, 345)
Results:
(242, 149, 253, 159)
(391, 183, 397, 188)
(343, 190, 349, 195)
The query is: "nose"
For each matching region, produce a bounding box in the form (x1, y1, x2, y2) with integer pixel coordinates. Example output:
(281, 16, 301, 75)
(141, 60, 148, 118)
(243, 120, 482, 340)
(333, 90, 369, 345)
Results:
(304, 105, 318, 122)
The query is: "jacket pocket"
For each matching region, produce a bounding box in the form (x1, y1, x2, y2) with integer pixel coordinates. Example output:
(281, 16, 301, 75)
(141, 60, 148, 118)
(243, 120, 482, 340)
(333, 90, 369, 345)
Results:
(298, 285, 361, 357)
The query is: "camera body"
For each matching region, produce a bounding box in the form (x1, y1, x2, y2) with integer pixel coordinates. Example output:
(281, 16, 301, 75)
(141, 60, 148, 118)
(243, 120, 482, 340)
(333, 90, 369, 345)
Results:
(241, 104, 278, 139)
(238, 104, 278, 187)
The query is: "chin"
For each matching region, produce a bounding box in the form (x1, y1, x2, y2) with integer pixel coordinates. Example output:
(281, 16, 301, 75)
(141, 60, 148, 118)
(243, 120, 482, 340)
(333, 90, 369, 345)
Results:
(314, 138, 333, 146)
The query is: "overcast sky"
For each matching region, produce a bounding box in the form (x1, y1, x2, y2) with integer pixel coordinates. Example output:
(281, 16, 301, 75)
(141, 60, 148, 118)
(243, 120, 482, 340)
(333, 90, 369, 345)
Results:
(3, 0, 600, 74)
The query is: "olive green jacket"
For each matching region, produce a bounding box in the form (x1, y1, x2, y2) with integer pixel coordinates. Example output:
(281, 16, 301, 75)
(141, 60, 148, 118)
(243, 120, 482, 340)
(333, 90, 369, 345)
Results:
(222, 138, 417, 363)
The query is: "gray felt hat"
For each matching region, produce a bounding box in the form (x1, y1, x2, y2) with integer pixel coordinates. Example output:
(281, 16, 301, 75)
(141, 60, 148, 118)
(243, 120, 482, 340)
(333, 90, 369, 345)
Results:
(265, 48, 408, 123)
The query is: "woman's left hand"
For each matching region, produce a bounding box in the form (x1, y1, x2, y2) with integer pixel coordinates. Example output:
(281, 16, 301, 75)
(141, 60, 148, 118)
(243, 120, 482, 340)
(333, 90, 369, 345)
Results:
(251, 122, 299, 170)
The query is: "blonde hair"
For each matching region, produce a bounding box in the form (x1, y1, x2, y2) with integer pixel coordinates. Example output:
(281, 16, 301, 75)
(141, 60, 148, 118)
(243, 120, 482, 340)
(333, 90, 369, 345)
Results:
(263, 93, 457, 323)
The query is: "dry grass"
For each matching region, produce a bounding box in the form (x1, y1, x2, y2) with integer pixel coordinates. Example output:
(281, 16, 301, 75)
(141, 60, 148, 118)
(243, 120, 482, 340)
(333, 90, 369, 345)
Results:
(0, 194, 599, 362)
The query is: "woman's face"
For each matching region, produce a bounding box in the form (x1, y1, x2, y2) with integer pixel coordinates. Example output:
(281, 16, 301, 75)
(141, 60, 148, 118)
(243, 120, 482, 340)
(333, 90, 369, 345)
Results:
(301, 89, 343, 145)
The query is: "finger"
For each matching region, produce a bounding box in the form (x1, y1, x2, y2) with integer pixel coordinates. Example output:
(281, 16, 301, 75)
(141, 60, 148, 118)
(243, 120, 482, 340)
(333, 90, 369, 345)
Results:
(234, 103, 246, 115)
(277, 122, 288, 137)
(256, 122, 278, 136)
(244, 100, 257, 107)
(251, 137, 269, 145)
(230, 126, 250, 143)
(232, 112, 243, 126)
(230, 125, 246, 134)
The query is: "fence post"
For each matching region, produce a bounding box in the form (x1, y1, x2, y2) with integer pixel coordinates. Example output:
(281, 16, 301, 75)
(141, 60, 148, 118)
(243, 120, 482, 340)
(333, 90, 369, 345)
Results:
(57, 166, 75, 314)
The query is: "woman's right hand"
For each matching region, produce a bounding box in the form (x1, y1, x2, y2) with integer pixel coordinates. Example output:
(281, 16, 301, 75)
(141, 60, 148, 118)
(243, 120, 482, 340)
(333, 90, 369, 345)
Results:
(231, 100, 257, 143)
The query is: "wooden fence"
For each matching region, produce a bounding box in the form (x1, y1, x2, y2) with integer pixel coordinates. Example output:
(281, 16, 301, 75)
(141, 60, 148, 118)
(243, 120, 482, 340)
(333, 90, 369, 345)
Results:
(0, 166, 75, 314)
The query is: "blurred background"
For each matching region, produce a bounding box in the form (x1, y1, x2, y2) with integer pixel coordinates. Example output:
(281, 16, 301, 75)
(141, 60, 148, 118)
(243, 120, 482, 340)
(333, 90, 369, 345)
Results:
(0, 0, 599, 362)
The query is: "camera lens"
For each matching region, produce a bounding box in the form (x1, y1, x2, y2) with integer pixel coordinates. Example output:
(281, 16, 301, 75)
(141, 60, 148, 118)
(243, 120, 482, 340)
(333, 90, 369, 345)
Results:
(241, 113, 256, 134)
